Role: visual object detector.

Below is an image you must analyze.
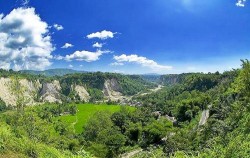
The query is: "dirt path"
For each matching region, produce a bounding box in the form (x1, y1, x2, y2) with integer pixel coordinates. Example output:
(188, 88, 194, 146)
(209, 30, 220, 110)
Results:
(72, 116, 78, 133)
(139, 85, 164, 96)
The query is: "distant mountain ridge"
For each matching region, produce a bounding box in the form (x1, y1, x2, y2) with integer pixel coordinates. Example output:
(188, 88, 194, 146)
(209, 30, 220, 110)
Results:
(20, 68, 87, 77)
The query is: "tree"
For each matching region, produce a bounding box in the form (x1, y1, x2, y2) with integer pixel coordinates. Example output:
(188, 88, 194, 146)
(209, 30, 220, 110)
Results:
(125, 122, 142, 145)
(97, 126, 126, 157)
(142, 118, 172, 145)
(83, 111, 113, 141)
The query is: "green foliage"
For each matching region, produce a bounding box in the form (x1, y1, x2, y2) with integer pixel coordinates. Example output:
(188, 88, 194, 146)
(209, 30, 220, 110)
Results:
(0, 99, 7, 112)
(142, 118, 172, 145)
(160, 72, 221, 91)
(81, 105, 174, 157)
(59, 72, 154, 101)
(1, 61, 250, 158)
(1, 69, 154, 104)
(83, 111, 125, 157)
(84, 111, 113, 142)
(0, 106, 93, 158)
(60, 103, 129, 134)
(97, 126, 126, 157)
(88, 88, 104, 102)
(21, 68, 84, 77)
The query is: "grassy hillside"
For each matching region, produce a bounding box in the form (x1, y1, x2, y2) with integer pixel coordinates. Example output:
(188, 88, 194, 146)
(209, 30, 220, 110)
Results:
(60, 103, 135, 133)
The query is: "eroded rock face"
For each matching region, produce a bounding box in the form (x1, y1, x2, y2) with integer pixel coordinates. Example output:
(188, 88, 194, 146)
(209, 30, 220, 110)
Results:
(0, 78, 42, 106)
(103, 78, 123, 101)
(40, 80, 62, 103)
(0, 77, 125, 106)
(20, 79, 42, 105)
(0, 78, 17, 106)
(0, 78, 94, 106)
(73, 85, 90, 102)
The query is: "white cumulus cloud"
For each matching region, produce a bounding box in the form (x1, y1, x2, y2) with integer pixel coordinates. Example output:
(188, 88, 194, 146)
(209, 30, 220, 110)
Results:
(56, 50, 109, 62)
(68, 64, 73, 68)
(87, 30, 116, 40)
(236, 0, 246, 7)
(61, 43, 73, 49)
(53, 24, 64, 31)
(113, 54, 173, 72)
(0, 7, 54, 70)
(92, 42, 103, 48)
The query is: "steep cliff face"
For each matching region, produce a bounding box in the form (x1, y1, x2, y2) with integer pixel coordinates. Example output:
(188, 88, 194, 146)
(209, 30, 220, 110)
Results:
(0, 76, 133, 106)
(20, 79, 42, 105)
(0, 78, 17, 106)
(73, 85, 90, 102)
(103, 78, 123, 101)
(0, 78, 42, 106)
(160, 74, 181, 85)
(40, 80, 62, 103)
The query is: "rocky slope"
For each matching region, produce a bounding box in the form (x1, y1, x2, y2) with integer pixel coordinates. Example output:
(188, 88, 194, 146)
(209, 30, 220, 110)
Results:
(103, 78, 124, 101)
(0, 70, 152, 106)
(0, 77, 123, 106)
(0, 78, 17, 106)
(159, 74, 184, 85)
(73, 85, 90, 102)
(39, 80, 62, 103)
(20, 79, 42, 105)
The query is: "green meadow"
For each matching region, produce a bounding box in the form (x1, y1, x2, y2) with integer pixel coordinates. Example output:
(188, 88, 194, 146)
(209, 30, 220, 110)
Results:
(59, 103, 135, 134)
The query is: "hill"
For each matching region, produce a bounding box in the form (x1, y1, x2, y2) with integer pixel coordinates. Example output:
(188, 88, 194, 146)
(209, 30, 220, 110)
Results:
(1, 61, 249, 158)
(20, 68, 87, 77)
(0, 70, 155, 106)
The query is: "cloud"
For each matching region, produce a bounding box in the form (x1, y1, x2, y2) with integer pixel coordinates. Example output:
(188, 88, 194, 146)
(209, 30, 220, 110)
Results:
(92, 42, 103, 48)
(61, 43, 73, 49)
(0, 7, 54, 70)
(68, 64, 73, 68)
(53, 24, 64, 31)
(113, 54, 173, 72)
(110, 62, 124, 66)
(54, 55, 64, 60)
(87, 30, 116, 40)
(56, 50, 109, 62)
(236, 0, 246, 7)
(21, 0, 30, 6)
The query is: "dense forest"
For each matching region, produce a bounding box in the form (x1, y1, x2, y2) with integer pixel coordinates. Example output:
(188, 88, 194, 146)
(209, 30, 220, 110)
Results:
(0, 60, 250, 157)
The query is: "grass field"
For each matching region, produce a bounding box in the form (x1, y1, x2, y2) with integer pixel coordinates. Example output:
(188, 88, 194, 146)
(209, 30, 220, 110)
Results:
(59, 103, 135, 134)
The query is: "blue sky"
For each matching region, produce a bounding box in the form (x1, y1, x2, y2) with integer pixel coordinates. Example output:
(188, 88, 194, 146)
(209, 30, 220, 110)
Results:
(0, 0, 249, 74)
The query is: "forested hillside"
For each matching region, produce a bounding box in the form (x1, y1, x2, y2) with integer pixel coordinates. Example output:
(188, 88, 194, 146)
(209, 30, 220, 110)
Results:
(21, 69, 87, 77)
(1, 61, 250, 158)
(0, 70, 154, 106)
(132, 61, 249, 157)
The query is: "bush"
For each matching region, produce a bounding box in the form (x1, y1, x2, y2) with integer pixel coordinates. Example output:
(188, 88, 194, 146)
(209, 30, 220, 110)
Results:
(0, 99, 7, 112)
